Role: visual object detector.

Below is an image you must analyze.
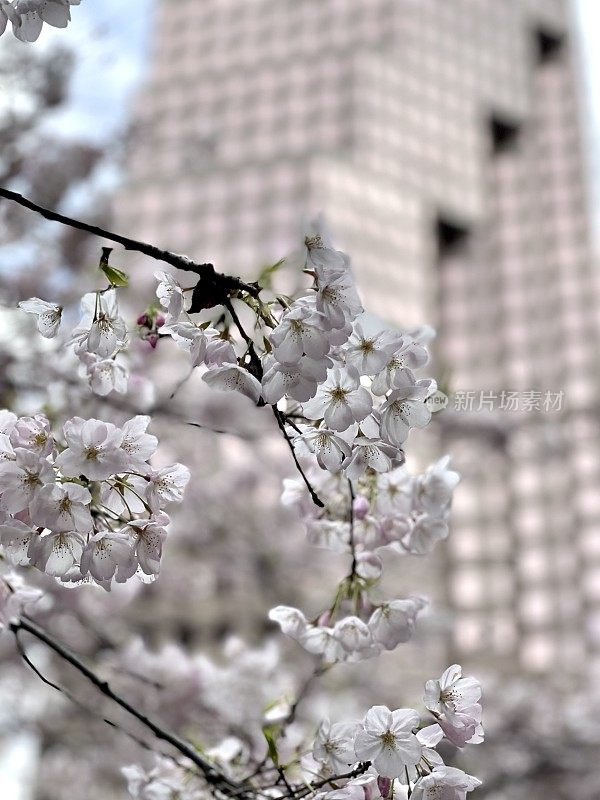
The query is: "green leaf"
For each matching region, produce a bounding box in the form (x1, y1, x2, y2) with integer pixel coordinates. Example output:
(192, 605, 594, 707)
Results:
(100, 263, 130, 287)
(257, 258, 285, 289)
(262, 724, 281, 767)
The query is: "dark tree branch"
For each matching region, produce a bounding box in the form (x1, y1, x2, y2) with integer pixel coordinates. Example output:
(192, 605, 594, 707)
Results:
(294, 763, 371, 797)
(10, 617, 251, 800)
(347, 479, 357, 579)
(272, 407, 324, 508)
(0, 186, 260, 298)
(12, 626, 180, 764)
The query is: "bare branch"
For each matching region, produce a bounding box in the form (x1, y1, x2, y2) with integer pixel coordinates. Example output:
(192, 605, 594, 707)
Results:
(272, 408, 324, 508)
(10, 617, 251, 800)
(0, 186, 260, 298)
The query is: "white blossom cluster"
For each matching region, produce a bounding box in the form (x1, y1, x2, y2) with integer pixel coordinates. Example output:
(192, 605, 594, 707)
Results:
(154, 219, 437, 455)
(0, 408, 189, 590)
(19, 289, 132, 397)
(0, 0, 80, 41)
(309, 665, 482, 800)
(123, 758, 207, 800)
(121, 663, 482, 800)
(140, 223, 460, 663)
(268, 455, 459, 663)
(11, 215, 484, 798)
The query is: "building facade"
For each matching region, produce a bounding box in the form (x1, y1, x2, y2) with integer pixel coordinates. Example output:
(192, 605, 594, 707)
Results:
(117, 0, 600, 674)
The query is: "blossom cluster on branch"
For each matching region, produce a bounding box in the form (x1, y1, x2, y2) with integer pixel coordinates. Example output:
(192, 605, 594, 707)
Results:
(0, 409, 189, 589)
(0, 0, 80, 42)
(3, 192, 483, 800)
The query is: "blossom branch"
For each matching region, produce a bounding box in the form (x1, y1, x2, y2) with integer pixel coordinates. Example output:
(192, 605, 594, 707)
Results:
(10, 617, 251, 800)
(0, 186, 260, 298)
(272, 408, 325, 508)
(347, 479, 357, 580)
(12, 625, 181, 765)
(293, 763, 371, 798)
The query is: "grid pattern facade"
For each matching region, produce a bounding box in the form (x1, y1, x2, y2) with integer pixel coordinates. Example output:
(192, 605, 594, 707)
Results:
(117, 0, 600, 674)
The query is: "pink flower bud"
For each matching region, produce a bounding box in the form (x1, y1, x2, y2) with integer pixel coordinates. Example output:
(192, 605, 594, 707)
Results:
(147, 333, 159, 349)
(155, 314, 166, 328)
(317, 610, 332, 627)
(358, 594, 375, 616)
(356, 551, 383, 581)
(353, 495, 370, 520)
(137, 313, 150, 327)
(377, 777, 392, 798)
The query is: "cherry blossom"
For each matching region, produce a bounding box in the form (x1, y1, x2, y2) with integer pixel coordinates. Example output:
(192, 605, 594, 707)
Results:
(30, 482, 92, 533)
(0, 201, 486, 798)
(119, 415, 158, 469)
(87, 358, 129, 396)
(295, 427, 352, 472)
(380, 383, 432, 446)
(0, 518, 36, 565)
(302, 367, 372, 431)
(342, 437, 402, 481)
(368, 597, 428, 650)
(403, 515, 449, 555)
(203, 363, 262, 404)
(262, 355, 329, 404)
(333, 615, 373, 655)
(0, 0, 19, 35)
(0, 569, 42, 630)
(345, 323, 401, 376)
(72, 290, 128, 359)
(313, 719, 358, 773)
(155, 270, 185, 323)
(29, 529, 85, 577)
(164, 320, 210, 366)
(269, 300, 332, 363)
(0, 449, 54, 513)
(315, 269, 363, 330)
(286, 216, 347, 274)
(424, 665, 483, 748)
(414, 456, 460, 515)
(424, 665, 482, 719)
(145, 463, 190, 511)
(10, 414, 54, 456)
(6, 0, 80, 41)
(80, 530, 136, 584)
(438, 705, 484, 748)
(17, 297, 62, 338)
(411, 766, 481, 800)
(268, 605, 309, 639)
(371, 339, 429, 396)
(306, 518, 351, 552)
(55, 417, 128, 480)
(354, 706, 422, 778)
(123, 513, 169, 578)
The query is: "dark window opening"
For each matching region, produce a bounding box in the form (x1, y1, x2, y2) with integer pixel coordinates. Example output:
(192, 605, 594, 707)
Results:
(436, 215, 470, 259)
(489, 114, 521, 154)
(534, 27, 565, 64)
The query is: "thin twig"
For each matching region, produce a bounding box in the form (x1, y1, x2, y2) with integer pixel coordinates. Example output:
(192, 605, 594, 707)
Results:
(10, 618, 250, 799)
(272, 408, 324, 508)
(0, 187, 260, 297)
(283, 665, 327, 730)
(293, 763, 371, 798)
(347, 479, 357, 579)
(224, 297, 263, 383)
(12, 627, 177, 764)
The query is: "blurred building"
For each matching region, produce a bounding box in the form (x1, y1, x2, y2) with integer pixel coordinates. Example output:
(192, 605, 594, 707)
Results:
(117, 0, 600, 674)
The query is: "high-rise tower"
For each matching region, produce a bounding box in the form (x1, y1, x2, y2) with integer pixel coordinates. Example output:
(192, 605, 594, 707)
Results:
(117, 0, 600, 674)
